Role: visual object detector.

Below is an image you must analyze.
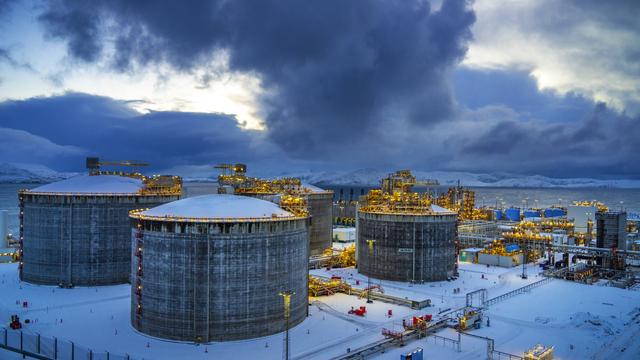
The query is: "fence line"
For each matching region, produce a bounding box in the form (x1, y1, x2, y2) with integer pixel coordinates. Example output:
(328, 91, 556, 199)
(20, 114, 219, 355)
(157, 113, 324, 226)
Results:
(485, 277, 553, 307)
(1, 327, 135, 360)
(492, 349, 524, 360)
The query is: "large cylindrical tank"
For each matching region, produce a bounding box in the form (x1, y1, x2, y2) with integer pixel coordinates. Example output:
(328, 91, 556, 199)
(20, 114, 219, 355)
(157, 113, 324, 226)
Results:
(493, 209, 503, 220)
(236, 184, 333, 256)
(523, 209, 540, 218)
(302, 184, 334, 255)
(129, 194, 309, 342)
(505, 207, 521, 221)
(356, 205, 457, 282)
(19, 175, 181, 286)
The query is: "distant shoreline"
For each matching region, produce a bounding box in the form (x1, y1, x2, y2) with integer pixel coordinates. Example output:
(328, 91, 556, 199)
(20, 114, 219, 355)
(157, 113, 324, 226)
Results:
(2, 180, 640, 190)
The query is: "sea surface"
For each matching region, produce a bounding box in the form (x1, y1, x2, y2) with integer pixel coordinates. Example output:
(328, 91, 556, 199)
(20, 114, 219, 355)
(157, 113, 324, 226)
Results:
(320, 185, 640, 214)
(1, 182, 640, 236)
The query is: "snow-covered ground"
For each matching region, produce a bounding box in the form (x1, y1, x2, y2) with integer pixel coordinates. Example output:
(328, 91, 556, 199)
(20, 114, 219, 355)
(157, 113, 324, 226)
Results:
(311, 262, 547, 311)
(2, 262, 639, 360)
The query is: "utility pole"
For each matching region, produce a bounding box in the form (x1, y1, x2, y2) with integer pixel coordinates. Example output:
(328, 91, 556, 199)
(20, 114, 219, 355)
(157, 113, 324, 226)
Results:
(279, 291, 294, 360)
(366, 239, 376, 304)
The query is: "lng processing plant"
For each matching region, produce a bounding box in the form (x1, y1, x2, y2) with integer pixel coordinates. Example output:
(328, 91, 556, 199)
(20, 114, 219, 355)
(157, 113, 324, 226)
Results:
(1, 161, 640, 360)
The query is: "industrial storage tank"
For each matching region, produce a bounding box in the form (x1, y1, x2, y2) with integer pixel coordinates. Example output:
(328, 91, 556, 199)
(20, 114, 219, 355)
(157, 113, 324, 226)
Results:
(129, 194, 309, 342)
(505, 207, 521, 221)
(19, 172, 181, 286)
(216, 163, 333, 256)
(356, 170, 458, 283)
(523, 209, 540, 218)
(301, 184, 334, 255)
(357, 205, 458, 282)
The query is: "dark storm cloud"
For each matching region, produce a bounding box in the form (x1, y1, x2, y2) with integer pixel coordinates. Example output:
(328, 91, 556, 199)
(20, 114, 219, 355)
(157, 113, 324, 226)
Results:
(0, 0, 14, 15)
(23, 0, 640, 179)
(477, 0, 640, 114)
(0, 93, 285, 172)
(457, 103, 640, 179)
(37, 0, 476, 159)
(38, 2, 103, 62)
(453, 69, 594, 123)
(1, 90, 638, 179)
(446, 67, 640, 178)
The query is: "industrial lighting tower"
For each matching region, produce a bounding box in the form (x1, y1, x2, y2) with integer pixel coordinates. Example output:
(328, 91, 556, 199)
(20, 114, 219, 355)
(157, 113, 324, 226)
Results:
(279, 290, 294, 360)
(366, 239, 376, 304)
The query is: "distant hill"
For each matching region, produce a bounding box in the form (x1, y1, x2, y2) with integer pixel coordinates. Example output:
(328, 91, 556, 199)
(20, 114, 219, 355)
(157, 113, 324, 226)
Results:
(280, 169, 640, 189)
(0, 163, 77, 183)
(2, 163, 639, 189)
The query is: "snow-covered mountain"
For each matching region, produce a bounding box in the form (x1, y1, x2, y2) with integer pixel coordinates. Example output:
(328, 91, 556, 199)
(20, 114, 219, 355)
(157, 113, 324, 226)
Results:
(3, 163, 639, 188)
(280, 169, 640, 188)
(0, 163, 77, 183)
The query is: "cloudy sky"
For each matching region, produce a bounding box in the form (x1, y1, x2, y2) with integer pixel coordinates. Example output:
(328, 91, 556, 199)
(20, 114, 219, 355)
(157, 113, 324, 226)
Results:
(0, 0, 638, 178)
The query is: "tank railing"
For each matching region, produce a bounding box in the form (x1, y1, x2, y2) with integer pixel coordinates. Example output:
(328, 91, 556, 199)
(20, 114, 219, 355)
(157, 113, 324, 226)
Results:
(18, 190, 178, 197)
(129, 210, 308, 223)
(1, 327, 136, 360)
(359, 207, 457, 216)
(18, 181, 182, 197)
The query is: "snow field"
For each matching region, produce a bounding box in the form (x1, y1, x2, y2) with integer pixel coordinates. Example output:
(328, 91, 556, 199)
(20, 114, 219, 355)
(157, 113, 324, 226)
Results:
(2, 261, 639, 360)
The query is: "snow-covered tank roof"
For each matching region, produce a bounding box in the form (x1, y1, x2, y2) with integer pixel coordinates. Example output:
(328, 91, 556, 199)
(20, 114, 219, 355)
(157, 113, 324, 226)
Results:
(137, 194, 296, 220)
(29, 175, 144, 194)
(301, 183, 332, 193)
(431, 204, 453, 213)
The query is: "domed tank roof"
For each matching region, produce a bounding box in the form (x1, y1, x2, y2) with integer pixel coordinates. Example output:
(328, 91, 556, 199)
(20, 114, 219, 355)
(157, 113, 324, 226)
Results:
(29, 175, 143, 194)
(431, 204, 455, 213)
(138, 194, 295, 220)
(301, 183, 332, 193)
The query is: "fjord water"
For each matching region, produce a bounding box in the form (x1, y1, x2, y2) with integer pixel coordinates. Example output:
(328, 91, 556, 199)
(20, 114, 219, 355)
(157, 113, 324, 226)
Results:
(1, 183, 640, 235)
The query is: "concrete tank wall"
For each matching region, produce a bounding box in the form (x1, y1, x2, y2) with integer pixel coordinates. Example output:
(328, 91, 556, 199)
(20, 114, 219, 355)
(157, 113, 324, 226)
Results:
(307, 192, 333, 255)
(20, 193, 179, 286)
(131, 218, 309, 342)
(356, 211, 457, 282)
(236, 191, 333, 256)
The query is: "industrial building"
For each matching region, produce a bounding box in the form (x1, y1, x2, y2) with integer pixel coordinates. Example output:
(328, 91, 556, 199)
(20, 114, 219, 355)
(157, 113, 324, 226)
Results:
(217, 163, 333, 256)
(477, 243, 524, 268)
(596, 211, 627, 250)
(356, 170, 458, 282)
(567, 202, 601, 234)
(333, 227, 356, 243)
(129, 194, 310, 342)
(19, 159, 181, 286)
